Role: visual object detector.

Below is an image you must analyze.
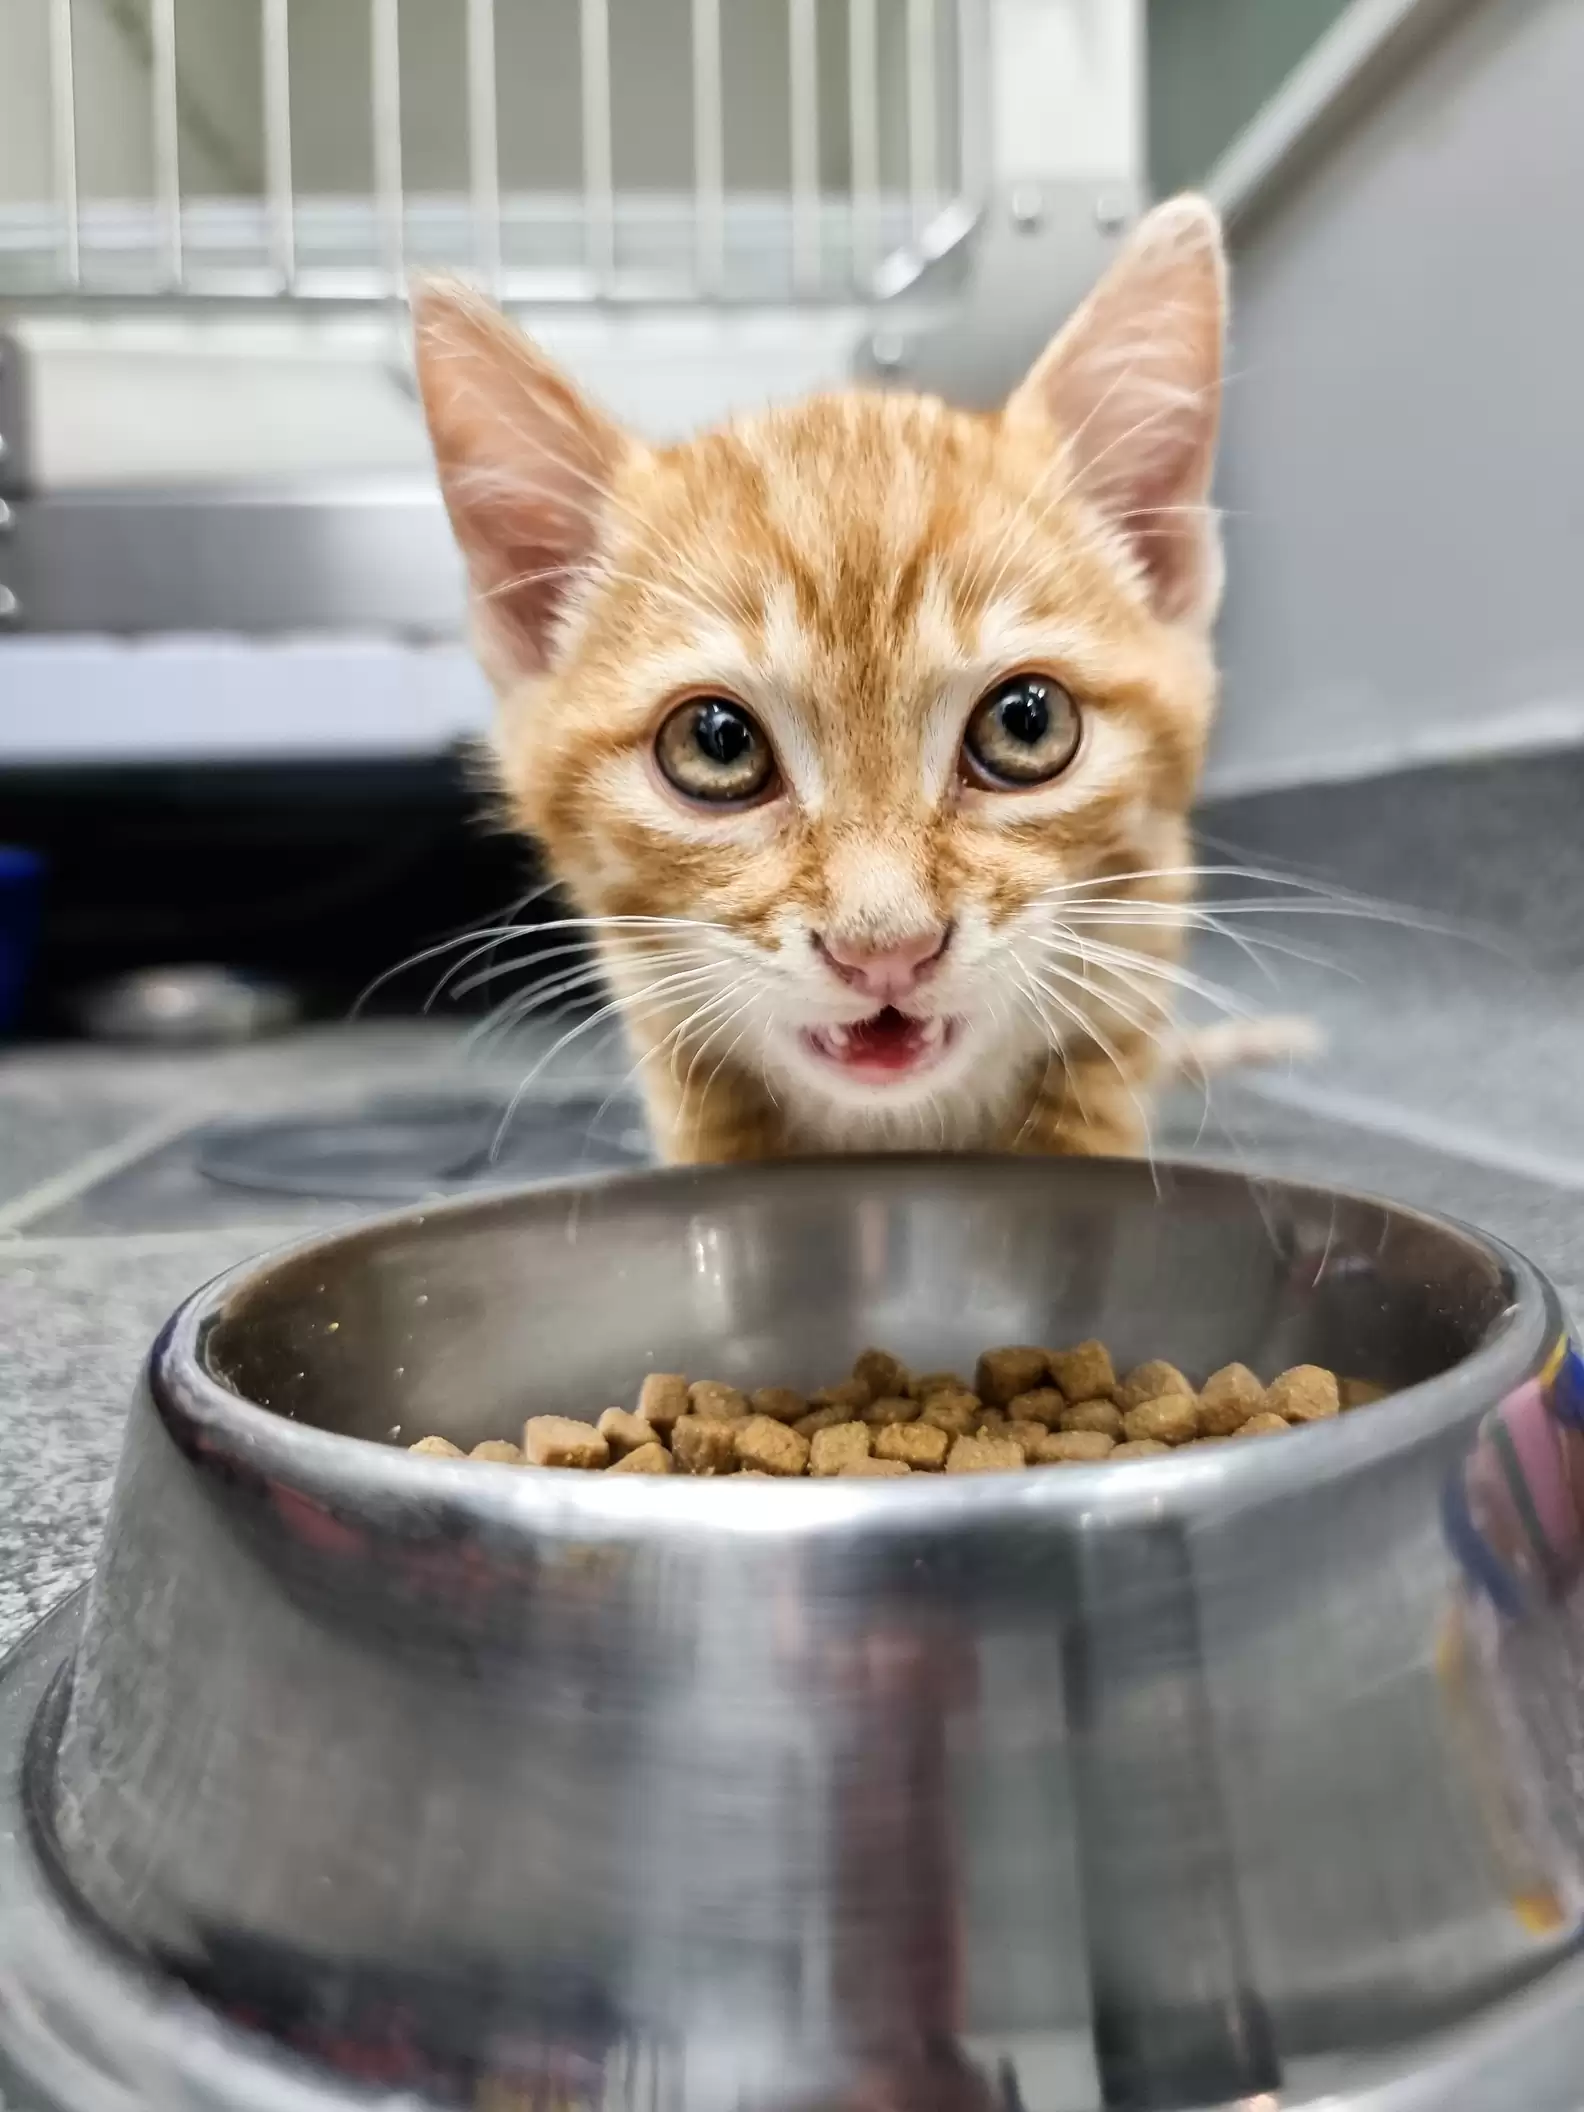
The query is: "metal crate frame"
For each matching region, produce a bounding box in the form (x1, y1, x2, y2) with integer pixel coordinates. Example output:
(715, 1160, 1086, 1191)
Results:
(6, 0, 988, 308)
(0, 0, 1147, 684)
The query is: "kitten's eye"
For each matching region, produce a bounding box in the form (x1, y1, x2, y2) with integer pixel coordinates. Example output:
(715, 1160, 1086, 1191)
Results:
(962, 673, 1081, 789)
(655, 696, 777, 805)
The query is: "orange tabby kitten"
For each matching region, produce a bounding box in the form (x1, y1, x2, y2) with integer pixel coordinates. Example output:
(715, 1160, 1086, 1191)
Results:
(414, 196, 1226, 1163)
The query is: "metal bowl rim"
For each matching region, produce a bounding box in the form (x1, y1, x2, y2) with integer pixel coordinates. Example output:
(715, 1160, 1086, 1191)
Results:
(146, 1153, 1556, 1537)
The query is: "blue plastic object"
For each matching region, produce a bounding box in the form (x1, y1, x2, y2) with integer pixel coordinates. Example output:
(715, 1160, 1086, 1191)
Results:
(0, 847, 42, 1034)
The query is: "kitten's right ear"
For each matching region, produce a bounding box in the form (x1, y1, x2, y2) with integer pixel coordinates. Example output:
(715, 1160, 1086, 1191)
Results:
(411, 281, 632, 682)
(1006, 195, 1227, 626)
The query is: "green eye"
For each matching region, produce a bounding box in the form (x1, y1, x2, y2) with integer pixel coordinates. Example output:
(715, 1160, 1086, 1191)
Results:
(962, 674, 1081, 788)
(655, 697, 777, 805)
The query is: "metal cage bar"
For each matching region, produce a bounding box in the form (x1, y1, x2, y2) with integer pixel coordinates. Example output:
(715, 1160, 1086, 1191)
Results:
(691, 0, 726, 294)
(262, 0, 295, 290)
(848, 0, 881, 281)
(47, 0, 80, 289)
(371, 0, 405, 295)
(907, 0, 938, 239)
(150, 0, 182, 287)
(789, 0, 822, 294)
(580, 0, 616, 291)
(467, 0, 502, 289)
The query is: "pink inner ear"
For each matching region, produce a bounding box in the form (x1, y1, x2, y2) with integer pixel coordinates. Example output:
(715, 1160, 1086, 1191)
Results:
(455, 460, 607, 675)
(1008, 198, 1226, 625)
(412, 285, 626, 678)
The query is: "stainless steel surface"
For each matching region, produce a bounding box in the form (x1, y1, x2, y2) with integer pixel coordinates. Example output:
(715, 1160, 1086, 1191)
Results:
(2, 1156, 1581, 2110)
(3, 484, 467, 637)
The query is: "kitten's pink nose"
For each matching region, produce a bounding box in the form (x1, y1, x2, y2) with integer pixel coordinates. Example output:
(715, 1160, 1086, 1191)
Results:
(816, 924, 951, 1004)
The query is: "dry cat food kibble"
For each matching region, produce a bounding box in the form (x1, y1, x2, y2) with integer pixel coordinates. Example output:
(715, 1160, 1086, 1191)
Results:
(408, 1343, 1392, 1478)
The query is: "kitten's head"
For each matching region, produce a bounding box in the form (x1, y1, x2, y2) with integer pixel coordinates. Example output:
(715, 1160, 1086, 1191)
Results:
(415, 198, 1226, 1149)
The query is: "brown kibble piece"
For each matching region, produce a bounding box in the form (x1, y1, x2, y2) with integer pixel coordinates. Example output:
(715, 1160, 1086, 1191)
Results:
(874, 1422, 949, 1471)
(1265, 1365, 1340, 1423)
(470, 1439, 524, 1464)
(796, 1404, 857, 1438)
(861, 1394, 921, 1427)
(1060, 1398, 1125, 1439)
(1233, 1411, 1291, 1439)
(810, 1422, 872, 1476)
(1000, 1420, 1048, 1460)
(1115, 1360, 1193, 1412)
(1341, 1376, 1388, 1410)
(853, 1348, 908, 1398)
(751, 1386, 807, 1423)
(735, 1415, 812, 1478)
(1008, 1387, 1066, 1427)
(597, 1408, 660, 1458)
(947, 1434, 1025, 1475)
(523, 1416, 610, 1470)
(638, 1373, 689, 1431)
(1033, 1429, 1116, 1463)
(921, 1389, 980, 1437)
(410, 1434, 465, 1459)
(1048, 1339, 1117, 1402)
(1123, 1394, 1201, 1446)
(910, 1370, 967, 1401)
(689, 1380, 749, 1422)
(975, 1346, 1050, 1406)
(671, 1416, 739, 1475)
(608, 1442, 674, 1475)
(846, 1457, 911, 1477)
(809, 1377, 872, 1414)
(1198, 1363, 1265, 1435)
(1111, 1439, 1172, 1459)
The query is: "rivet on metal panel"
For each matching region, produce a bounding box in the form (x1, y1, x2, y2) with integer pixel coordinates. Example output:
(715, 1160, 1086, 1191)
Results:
(0, 586, 19, 625)
(1094, 193, 1131, 235)
(869, 331, 908, 374)
(1010, 185, 1045, 233)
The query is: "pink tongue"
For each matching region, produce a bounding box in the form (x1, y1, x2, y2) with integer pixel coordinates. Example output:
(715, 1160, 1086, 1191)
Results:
(845, 1007, 924, 1070)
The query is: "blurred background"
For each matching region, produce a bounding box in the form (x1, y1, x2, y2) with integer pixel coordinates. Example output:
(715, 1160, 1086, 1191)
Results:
(0, 0, 1582, 1208)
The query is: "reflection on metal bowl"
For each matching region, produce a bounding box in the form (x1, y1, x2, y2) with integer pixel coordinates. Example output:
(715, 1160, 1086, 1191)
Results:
(1, 1154, 1581, 2112)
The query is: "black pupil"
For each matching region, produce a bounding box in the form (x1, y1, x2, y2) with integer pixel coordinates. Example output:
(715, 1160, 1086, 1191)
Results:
(997, 680, 1050, 747)
(695, 702, 753, 767)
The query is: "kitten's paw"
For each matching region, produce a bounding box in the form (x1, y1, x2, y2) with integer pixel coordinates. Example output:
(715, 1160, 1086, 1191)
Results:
(1164, 1014, 1324, 1079)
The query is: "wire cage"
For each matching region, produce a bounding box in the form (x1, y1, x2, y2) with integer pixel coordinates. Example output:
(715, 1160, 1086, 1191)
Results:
(0, 0, 1145, 700)
(1, 0, 987, 306)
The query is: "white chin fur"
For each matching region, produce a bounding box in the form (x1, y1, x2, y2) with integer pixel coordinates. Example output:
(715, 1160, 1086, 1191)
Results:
(763, 1020, 1031, 1150)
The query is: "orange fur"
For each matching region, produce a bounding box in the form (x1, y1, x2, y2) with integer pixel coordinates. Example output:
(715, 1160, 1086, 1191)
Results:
(414, 198, 1229, 1163)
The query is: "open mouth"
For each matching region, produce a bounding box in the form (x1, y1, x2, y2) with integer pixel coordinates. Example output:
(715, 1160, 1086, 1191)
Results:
(802, 1008, 958, 1081)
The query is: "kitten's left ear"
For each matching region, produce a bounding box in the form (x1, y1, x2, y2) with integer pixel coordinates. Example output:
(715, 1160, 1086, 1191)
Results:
(1006, 194, 1227, 626)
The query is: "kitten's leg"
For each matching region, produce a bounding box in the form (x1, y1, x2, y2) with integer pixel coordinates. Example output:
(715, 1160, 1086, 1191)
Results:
(1007, 1037, 1159, 1158)
(635, 1043, 790, 1164)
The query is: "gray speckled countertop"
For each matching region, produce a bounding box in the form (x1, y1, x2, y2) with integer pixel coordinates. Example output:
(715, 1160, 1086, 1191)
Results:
(4, 747, 1583, 1656)
(0, 1020, 632, 1649)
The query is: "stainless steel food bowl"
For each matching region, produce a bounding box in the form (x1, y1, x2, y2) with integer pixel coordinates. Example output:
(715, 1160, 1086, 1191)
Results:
(4, 1155, 1584, 2112)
